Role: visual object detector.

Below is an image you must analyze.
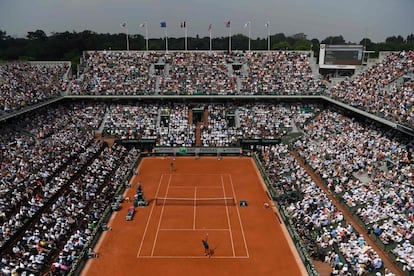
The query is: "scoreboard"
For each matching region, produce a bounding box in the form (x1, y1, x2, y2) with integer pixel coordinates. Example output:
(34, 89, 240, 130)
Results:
(319, 44, 364, 69)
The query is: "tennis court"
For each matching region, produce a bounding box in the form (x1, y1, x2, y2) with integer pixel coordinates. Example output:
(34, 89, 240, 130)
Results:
(137, 173, 248, 258)
(83, 157, 305, 276)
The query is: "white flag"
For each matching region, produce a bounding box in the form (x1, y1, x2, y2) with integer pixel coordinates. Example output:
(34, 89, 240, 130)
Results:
(121, 22, 127, 28)
(244, 21, 251, 28)
(139, 23, 145, 27)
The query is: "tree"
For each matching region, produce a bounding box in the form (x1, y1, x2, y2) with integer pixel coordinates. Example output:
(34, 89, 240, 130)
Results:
(0, 29, 413, 64)
(271, 33, 286, 44)
(321, 35, 345, 45)
(359, 38, 374, 50)
(274, 41, 290, 50)
(310, 38, 320, 58)
(385, 35, 404, 44)
(294, 39, 311, 50)
(27, 30, 47, 41)
(0, 30, 10, 40)
(406, 34, 414, 44)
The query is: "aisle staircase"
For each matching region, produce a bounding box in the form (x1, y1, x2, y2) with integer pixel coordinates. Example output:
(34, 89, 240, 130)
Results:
(195, 122, 202, 147)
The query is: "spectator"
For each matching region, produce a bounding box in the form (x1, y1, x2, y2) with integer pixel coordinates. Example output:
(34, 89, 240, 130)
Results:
(0, 63, 69, 112)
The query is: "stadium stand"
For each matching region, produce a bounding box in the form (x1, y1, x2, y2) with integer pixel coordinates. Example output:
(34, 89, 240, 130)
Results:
(326, 51, 414, 128)
(258, 144, 385, 275)
(293, 109, 413, 273)
(69, 50, 413, 128)
(70, 51, 324, 96)
(72, 51, 159, 95)
(159, 52, 237, 95)
(1, 49, 413, 275)
(0, 62, 70, 112)
(238, 51, 323, 95)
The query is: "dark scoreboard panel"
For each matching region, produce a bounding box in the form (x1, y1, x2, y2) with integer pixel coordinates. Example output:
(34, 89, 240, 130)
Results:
(324, 49, 363, 65)
(319, 44, 364, 68)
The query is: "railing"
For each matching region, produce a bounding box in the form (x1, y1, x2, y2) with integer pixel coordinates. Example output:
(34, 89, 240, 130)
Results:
(252, 153, 319, 276)
(67, 153, 142, 276)
(293, 150, 413, 276)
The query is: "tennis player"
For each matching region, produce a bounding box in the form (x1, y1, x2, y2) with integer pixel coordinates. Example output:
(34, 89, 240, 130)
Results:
(201, 233, 211, 257)
(169, 161, 174, 172)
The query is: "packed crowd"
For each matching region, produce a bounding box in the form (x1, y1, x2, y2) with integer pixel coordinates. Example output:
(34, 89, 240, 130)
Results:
(0, 97, 412, 274)
(103, 104, 158, 139)
(69, 51, 323, 96)
(0, 63, 69, 112)
(238, 51, 323, 95)
(1, 49, 413, 275)
(71, 51, 161, 95)
(294, 109, 413, 272)
(50, 145, 138, 275)
(158, 104, 195, 146)
(2, 50, 410, 131)
(238, 104, 319, 139)
(200, 104, 239, 147)
(100, 103, 320, 147)
(199, 103, 319, 146)
(327, 51, 414, 127)
(387, 79, 414, 127)
(0, 103, 115, 274)
(159, 52, 237, 95)
(67, 50, 414, 129)
(258, 144, 386, 275)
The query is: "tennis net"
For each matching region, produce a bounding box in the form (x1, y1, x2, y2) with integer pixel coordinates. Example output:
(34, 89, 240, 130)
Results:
(155, 197, 236, 206)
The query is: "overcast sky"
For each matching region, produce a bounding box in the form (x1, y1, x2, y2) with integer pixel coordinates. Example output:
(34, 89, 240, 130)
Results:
(0, 0, 413, 42)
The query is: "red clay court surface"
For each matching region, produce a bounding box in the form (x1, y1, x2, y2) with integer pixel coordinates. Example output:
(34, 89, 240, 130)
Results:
(82, 157, 306, 276)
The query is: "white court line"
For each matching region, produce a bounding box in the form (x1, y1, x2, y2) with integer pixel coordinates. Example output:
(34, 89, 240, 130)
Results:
(159, 228, 229, 231)
(193, 186, 197, 230)
(136, 174, 165, 258)
(221, 175, 235, 257)
(138, 256, 249, 259)
(169, 173, 225, 176)
(151, 174, 172, 256)
(169, 186, 222, 189)
(227, 174, 250, 258)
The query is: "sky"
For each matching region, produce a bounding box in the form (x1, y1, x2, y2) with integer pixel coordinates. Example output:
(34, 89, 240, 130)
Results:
(0, 0, 413, 43)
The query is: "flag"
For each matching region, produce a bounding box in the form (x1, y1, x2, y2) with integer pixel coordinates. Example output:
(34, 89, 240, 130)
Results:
(225, 21, 230, 28)
(244, 21, 250, 28)
(139, 23, 145, 28)
(121, 22, 127, 28)
(208, 24, 212, 31)
(180, 21, 186, 28)
(160, 22, 167, 28)
(265, 22, 270, 28)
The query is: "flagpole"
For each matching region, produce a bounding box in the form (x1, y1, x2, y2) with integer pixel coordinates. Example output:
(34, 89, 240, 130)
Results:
(165, 25, 168, 52)
(126, 25, 130, 51)
(121, 22, 130, 51)
(209, 28, 212, 52)
(185, 24, 188, 51)
(248, 22, 251, 51)
(266, 21, 270, 51)
(229, 24, 231, 52)
(145, 21, 148, 51)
